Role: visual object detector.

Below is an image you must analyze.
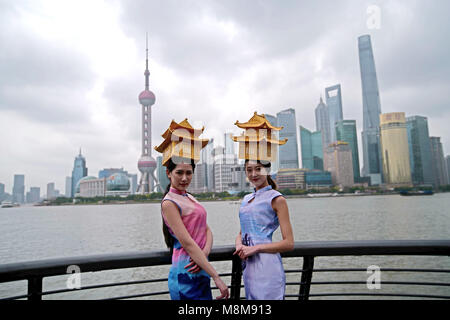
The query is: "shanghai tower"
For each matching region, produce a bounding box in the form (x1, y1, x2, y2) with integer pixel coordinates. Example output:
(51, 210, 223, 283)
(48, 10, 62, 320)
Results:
(358, 34, 383, 184)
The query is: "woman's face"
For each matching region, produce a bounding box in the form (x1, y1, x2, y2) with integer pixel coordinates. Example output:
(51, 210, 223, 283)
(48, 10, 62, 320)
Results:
(245, 161, 269, 189)
(167, 163, 194, 192)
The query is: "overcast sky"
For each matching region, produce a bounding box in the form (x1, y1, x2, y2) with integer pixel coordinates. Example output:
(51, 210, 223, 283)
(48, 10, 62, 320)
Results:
(1, 0, 449, 194)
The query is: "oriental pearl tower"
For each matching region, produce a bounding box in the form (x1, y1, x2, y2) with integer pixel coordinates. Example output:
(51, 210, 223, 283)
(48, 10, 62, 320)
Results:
(137, 34, 160, 193)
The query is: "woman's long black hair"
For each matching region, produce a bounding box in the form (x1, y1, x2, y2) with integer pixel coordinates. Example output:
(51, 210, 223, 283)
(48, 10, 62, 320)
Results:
(162, 157, 196, 252)
(244, 159, 278, 190)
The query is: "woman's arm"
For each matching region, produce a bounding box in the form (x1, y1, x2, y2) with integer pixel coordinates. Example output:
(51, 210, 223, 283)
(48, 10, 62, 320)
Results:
(237, 196, 294, 259)
(162, 200, 229, 299)
(185, 225, 213, 273)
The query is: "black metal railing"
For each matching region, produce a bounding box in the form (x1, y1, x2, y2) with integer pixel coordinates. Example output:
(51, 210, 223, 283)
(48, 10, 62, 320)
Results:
(0, 240, 449, 300)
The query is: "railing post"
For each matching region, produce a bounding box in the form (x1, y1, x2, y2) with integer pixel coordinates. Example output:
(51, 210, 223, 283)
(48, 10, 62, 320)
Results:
(230, 254, 243, 300)
(28, 276, 43, 301)
(299, 256, 314, 301)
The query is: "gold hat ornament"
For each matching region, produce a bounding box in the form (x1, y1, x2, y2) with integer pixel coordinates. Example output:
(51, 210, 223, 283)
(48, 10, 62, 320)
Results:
(155, 118, 209, 166)
(232, 112, 287, 162)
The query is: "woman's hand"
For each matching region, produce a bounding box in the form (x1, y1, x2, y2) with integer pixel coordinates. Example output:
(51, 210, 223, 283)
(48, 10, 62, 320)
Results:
(213, 276, 229, 300)
(184, 248, 210, 273)
(233, 245, 259, 260)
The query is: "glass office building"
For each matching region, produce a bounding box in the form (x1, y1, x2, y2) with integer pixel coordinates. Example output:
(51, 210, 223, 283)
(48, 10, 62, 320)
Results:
(325, 84, 344, 143)
(315, 97, 331, 148)
(264, 114, 280, 174)
(335, 120, 360, 181)
(277, 108, 299, 169)
(430, 137, 449, 187)
(71, 150, 88, 197)
(12, 174, 25, 204)
(358, 34, 383, 183)
(300, 126, 323, 170)
(379, 113, 412, 185)
(406, 116, 434, 186)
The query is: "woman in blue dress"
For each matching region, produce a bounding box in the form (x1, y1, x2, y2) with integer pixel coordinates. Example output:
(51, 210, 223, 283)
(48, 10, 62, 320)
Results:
(234, 160, 294, 300)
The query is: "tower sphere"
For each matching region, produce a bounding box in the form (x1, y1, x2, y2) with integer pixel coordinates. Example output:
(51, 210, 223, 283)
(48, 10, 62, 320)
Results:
(139, 89, 155, 106)
(138, 155, 157, 173)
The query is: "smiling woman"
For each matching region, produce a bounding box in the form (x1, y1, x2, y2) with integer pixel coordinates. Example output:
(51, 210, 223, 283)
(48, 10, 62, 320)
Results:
(155, 119, 229, 300)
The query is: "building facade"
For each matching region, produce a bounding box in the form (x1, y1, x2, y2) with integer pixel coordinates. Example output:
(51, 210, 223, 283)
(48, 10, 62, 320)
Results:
(358, 34, 383, 184)
(264, 114, 280, 174)
(277, 108, 299, 169)
(406, 116, 434, 186)
(276, 168, 307, 190)
(325, 142, 354, 188)
(305, 170, 333, 190)
(47, 182, 56, 200)
(300, 126, 323, 170)
(325, 84, 344, 143)
(335, 120, 360, 181)
(315, 97, 331, 149)
(71, 150, 88, 197)
(430, 137, 449, 187)
(213, 147, 236, 193)
(12, 174, 25, 204)
(379, 112, 412, 186)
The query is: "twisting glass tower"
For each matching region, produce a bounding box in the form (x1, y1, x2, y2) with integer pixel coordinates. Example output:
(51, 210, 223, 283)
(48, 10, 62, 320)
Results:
(137, 34, 159, 193)
(358, 34, 382, 184)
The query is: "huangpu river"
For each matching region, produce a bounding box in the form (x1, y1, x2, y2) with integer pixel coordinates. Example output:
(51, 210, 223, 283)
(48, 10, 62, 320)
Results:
(1, 193, 449, 300)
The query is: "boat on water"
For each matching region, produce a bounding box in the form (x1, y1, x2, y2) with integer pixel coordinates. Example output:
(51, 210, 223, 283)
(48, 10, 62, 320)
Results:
(1, 201, 19, 208)
(399, 190, 434, 196)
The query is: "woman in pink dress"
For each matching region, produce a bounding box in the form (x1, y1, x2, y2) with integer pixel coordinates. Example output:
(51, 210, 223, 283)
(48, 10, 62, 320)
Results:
(161, 158, 229, 300)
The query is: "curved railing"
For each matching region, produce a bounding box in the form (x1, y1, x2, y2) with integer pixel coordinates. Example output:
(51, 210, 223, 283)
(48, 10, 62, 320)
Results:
(0, 240, 449, 300)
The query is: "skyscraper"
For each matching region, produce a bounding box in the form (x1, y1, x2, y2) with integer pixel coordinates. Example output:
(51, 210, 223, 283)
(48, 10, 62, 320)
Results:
(300, 126, 323, 170)
(446, 155, 450, 185)
(71, 149, 88, 197)
(156, 156, 170, 191)
(406, 116, 434, 186)
(202, 138, 215, 192)
(12, 174, 25, 204)
(65, 177, 72, 198)
(47, 182, 55, 200)
(137, 34, 159, 193)
(358, 34, 383, 184)
(224, 132, 235, 156)
(26, 187, 40, 203)
(379, 113, 412, 186)
(325, 84, 343, 143)
(430, 137, 449, 187)
(264, 114, 280, 173)
(324, 142, 354, 188)
(335, 120, 360, 181)
(315, 97, 331, 148)
(277, 108, 299, 169)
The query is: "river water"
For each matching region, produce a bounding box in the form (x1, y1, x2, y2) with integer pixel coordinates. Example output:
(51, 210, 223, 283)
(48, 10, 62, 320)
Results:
(0, 193, 449, 299)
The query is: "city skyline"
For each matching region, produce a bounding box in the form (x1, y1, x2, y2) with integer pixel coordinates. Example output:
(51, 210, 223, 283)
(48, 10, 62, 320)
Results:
(1, 1, 450, 192)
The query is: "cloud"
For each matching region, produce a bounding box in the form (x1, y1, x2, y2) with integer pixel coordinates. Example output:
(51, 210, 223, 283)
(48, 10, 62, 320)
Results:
(0, 0, 449, 192)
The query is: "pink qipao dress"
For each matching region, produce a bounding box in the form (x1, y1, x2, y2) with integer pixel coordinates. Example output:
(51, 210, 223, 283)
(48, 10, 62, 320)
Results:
(161, 187, 212, 300)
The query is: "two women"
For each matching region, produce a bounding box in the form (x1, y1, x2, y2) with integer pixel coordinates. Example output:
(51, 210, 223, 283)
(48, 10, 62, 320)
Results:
(158, 114, 294, 300)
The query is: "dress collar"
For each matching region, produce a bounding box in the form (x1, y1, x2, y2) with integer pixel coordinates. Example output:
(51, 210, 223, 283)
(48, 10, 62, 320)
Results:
(170, 187, 188, 196)
(253, 185, 272, 195)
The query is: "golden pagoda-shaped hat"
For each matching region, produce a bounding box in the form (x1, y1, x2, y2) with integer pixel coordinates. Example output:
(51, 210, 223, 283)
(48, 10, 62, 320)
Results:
(155, 118, 209, 166)
(232, 112, 287, 162)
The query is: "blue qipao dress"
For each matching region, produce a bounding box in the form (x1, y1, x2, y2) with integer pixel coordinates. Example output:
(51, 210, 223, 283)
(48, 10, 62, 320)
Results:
(239, 185, 286, 300)
(161, 187, 212, 300)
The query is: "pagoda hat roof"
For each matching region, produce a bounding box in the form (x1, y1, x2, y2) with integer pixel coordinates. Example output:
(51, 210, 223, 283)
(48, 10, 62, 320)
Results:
(231, 133, 287, 145)
(234, 111, 283, 130)
(154, 118, 209, 156)
(161, 118, 204, 139)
